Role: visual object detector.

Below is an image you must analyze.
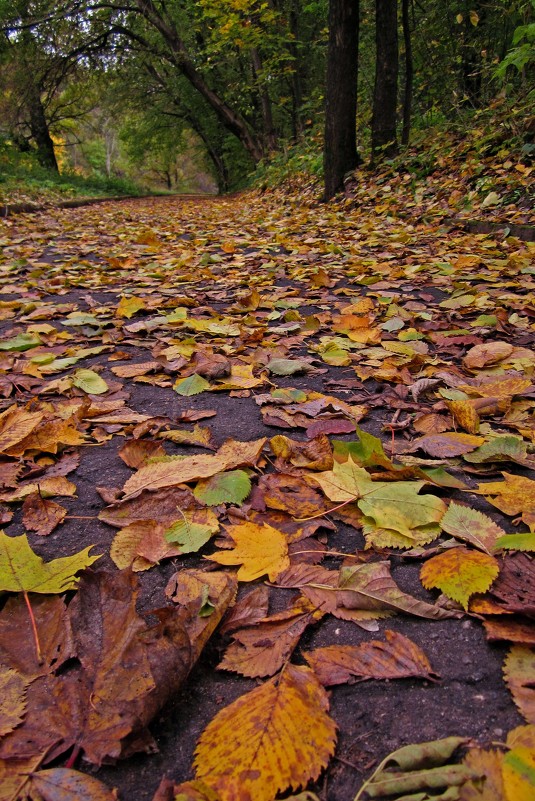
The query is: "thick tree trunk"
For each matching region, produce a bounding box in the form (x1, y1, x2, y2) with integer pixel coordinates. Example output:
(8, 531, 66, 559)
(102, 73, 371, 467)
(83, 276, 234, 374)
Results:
(401, 0, 413, 145)
(27, 83, 59, 172)
(371, 0, 399, 160)
(323, 0, 360, 200)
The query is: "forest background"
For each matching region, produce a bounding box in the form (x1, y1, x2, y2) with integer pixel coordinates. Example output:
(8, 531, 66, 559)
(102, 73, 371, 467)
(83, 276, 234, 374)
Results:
(0, 0, 533, 205)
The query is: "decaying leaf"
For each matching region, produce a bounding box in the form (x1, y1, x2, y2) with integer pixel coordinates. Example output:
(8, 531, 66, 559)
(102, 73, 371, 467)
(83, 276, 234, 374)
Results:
(194, 664, 337, 801)
(440, 502, 507, 554)
(503, 646, 535, 723)
(0, 667, 27, 737)
(304, 630, 437, 686)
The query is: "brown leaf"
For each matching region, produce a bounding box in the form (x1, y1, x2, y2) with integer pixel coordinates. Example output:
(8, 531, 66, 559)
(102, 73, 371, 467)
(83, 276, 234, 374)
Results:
(269, 434, 333, 471)
(256, 472, 327, 518)
(218, 595, 322, 678)
(0, 570, 236, 764)
(0, 667, 28, 737)
(110, 520, 183, 571)
(219, 585, 270, 635)
(121, 437, 265, 497)
(463, 341, 514, 369)
(304, 630, 437, 685)
(0, 595, 74, 680)
(0, 406, 44, 454)
(21, 493, 67, 536)
(397, 432, 485, 458)
(98, 486, 201, 527)
(503, 645, 535, 723)
(483, 618, 535, 645)
(118, 439, 167, 468)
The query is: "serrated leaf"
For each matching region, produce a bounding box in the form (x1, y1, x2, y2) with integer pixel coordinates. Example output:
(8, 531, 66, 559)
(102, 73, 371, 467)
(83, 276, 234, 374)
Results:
(0, 532, 100, 594)
(194, 470, 251, 506)
(165, 511, 220, 554)
(174, 374, 211, 396)
(420, 547, 499, 610)
(194, 664, 337, 801)
(441, 501, 506, 554)
(504, 646, 535, 722)
(495, 533, 535, 552)
(503, 746, 535, 801)
(0, 667, 27, 736)
(304, 630, 436, 686)
(207, 521, 290, 581)
(71, 369, 109, 395)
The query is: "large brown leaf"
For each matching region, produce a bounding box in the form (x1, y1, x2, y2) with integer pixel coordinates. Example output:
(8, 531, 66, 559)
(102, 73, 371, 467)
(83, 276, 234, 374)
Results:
(0, 569, 236, 764)
(303, 630, 438, 686)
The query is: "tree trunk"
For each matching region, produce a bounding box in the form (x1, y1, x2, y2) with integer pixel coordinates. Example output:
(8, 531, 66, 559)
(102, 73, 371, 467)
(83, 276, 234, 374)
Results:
(251, 48, 278, 153)
(135, 0, 264, 163)
(323, 0, 360, 200)
(27, 82, 59, 172)
(371, 0, 399, 160)
(401, 0, 413, 145)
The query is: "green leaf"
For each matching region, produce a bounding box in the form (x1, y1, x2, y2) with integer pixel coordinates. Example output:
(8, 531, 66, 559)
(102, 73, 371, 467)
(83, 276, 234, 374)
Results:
(267, 358, 312, 376)
(463, 436, 529, 465)
(194, 470, 252, 506)
(0, 333, 41, 352)
(71, 368, 109, 395)
(495, 533, 535, 552)
(174, 374, 211, 396)
(165, 521, 217, 554)
(0, 532, 100, 594)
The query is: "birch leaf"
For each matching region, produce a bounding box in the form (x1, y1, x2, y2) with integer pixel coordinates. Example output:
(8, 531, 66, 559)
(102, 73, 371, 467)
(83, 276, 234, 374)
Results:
(194, 664, 337, 801)
(420, 547, 499, 610)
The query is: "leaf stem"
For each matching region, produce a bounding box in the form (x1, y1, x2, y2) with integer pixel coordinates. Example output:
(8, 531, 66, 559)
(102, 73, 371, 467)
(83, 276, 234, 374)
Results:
(293, 497, 356, 521)
(23, 590, 43, 665)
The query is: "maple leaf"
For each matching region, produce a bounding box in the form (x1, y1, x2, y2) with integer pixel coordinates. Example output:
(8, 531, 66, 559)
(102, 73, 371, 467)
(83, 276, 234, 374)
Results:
(0, 532, 99, 594)
(207, 521, 290, 581)
(194, 664, 337, 801)
(303, 630, 437, 686)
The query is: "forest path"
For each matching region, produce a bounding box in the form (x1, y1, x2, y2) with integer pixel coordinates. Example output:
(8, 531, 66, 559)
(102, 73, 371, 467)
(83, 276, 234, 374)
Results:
(0, 192, 533, 800)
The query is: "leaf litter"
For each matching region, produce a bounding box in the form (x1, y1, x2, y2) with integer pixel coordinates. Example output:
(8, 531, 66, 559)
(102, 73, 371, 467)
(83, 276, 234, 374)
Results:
(0, 186, 533, 800)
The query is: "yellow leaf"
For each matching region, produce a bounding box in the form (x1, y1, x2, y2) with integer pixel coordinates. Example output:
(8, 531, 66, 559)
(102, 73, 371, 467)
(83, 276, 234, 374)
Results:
(207, 522, 289, 582)
(503, 746, 535, 801)
(445, 399, 480, 434)
(116, 295, 147, 318)
(461, 747, 504, 799)
(194, 664, 337, 801)
(504, 646, 535, 723)
(0, 666, 28, 736)
(0, 406, 44, 454)
(420, 547, 499, 610)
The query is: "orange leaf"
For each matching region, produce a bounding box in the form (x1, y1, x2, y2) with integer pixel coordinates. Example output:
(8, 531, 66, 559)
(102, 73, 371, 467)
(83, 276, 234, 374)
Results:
(194, 664, 337, 801)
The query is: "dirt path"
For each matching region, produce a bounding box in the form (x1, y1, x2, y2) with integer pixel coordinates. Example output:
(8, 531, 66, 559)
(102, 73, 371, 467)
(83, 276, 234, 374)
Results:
(0, 193, 533, 800)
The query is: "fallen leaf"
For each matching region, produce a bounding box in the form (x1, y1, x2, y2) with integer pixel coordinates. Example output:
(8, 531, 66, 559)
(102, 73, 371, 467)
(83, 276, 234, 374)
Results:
(503, 646, 535, 723)
(440, 501, 506, 554)
(22, 493, 67, 537)
(194, 664, 337, 801)
(207, 521, 290, 581)
(303, 630, 437, 686)
(0, 667, 27, 737)
(420, 547, 500, 610)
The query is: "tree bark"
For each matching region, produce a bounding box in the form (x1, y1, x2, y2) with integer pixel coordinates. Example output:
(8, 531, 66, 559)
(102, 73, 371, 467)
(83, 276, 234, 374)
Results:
(27, 82, 59, 172)
(371, 0, 399, 160)
(135, 0, 264, 163)
(251, 48, 278, 153)
(401, 0, 413, 145)
(323, 0, 360, 200)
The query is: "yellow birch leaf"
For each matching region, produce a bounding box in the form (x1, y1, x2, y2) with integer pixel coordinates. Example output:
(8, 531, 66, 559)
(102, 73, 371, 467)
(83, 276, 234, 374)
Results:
(207, 522, 289, 582)
(503, 746, 535, 801)
(504, 646, 535, 723)
(420, 547, 499, 610)
(0, 667, 28, 736)
(440, 501, 507, 554)
(445, 399, 480, 434)
(194, 664, 337, 801)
